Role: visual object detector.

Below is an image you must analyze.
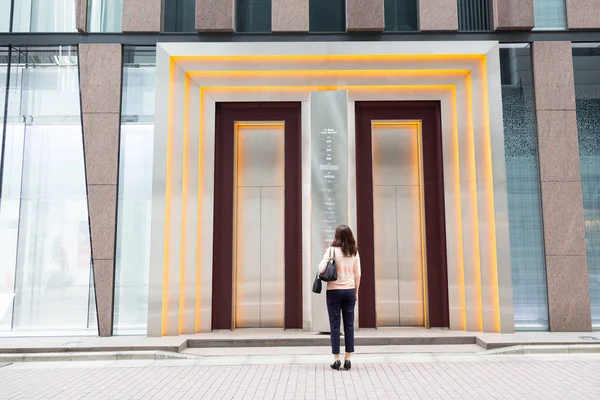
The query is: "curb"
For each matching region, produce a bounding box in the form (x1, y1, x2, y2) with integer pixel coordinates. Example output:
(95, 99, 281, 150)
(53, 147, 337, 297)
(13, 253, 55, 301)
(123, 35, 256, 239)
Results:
(483, 344, 600, 355)
(0, 350, 200, 363)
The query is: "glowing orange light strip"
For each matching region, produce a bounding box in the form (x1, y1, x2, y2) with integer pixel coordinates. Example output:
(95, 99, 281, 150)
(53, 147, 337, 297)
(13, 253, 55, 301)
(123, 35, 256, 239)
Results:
(185, 83, 456, 333)
(172, 54, 485, 62)
(162, 59, 175, 336)
(187, 69, 470, 78)
(172, 74, 479, 333)
(178, 74, 190, 334)
(416, 122, 428, 329)
(203, 84, 456, 92)
(465, 72, 483, 332)
(195, 88, 204, 333)
(451, 86, 467, 331)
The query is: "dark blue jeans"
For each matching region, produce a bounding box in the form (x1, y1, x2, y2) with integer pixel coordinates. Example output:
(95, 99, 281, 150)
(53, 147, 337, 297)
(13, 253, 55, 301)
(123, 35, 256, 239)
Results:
(326, 289, 356, 354)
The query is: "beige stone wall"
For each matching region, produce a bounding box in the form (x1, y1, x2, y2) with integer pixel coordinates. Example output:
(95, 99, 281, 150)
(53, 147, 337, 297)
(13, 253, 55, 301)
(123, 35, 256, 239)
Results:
(122, 0, 161, 32)
(272, 0, 309, 32)
(347, 0, 384, 31)
(196, 0, 235, 32)
(532, 41, 592, 332)
(79, 44, 123, 337)
(566, 0, 600, 30)
(419, 0, 458, 31)
(492, 0, 534, 30)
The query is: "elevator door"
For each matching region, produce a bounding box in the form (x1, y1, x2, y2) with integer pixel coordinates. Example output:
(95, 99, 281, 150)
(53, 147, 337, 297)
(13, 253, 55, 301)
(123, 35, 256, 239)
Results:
(372, 122, 426, 327)
(234, 123, 285, 328)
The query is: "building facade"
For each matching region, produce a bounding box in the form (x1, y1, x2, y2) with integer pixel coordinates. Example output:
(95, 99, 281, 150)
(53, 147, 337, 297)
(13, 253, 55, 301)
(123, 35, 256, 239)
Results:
(0, 0, 599, 337)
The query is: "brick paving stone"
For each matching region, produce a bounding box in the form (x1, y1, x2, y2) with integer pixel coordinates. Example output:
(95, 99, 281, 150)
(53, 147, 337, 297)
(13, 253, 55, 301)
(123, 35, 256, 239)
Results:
(1, 356, 600, 399)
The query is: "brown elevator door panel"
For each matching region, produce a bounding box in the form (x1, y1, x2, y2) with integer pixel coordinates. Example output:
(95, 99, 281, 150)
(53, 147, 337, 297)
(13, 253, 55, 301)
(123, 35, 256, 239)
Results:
(212, 102, 302, 331)
(355, 101, 449, 329)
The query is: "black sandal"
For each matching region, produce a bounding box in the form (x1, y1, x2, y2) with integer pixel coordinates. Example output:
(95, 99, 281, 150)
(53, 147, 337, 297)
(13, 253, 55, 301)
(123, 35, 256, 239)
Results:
(330, 360, 341, 370)
(344, 360, 351, 370)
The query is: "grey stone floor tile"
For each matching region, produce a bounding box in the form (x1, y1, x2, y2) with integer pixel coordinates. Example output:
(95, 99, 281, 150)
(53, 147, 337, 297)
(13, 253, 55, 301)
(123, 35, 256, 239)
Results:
(1, 355, 600, 399)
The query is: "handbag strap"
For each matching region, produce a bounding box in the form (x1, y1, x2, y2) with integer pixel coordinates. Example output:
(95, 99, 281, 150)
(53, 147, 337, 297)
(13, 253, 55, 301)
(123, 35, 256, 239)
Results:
(329, 246, 335, 260)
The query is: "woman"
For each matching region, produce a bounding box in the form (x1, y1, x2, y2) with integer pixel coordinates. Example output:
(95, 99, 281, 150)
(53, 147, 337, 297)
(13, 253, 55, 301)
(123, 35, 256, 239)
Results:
(318, 224, 361, 371)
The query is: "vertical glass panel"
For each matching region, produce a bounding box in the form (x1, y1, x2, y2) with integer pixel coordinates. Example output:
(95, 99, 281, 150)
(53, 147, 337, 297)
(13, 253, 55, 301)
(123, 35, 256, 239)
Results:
(384, 0, 418, 32)
(236, 0, 271, 32)
(0, 47, 96, 335)
(573, 45, 600, 329)
(500, 46, 549, 330)
(0, 0, 10, 32)
(0, 48, 11, 326)
(0, 47, 6, 163)
(87, 0, 122, 32)
(309, 0, 345, 32)
(457, 0, 490, 31)
(163, 0, 195, 32)
(113, 47, 156, 335)
(12, 0, 77, 32)
(534, 0, 567, 30)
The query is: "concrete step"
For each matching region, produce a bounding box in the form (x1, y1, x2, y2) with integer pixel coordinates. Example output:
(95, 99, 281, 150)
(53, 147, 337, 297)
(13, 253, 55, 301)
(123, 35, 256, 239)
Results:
(183, 344, 483, 356)
(185, 334, 478, 348)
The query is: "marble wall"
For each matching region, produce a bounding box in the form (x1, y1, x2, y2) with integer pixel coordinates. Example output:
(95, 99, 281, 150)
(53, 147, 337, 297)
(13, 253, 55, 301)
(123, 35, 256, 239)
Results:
(419, 0, 458, 31)
(532, 41, 592, 332)
(79, 44, 123, 336)
(566, 0, 600, 30)
(492, 0, 534, 30)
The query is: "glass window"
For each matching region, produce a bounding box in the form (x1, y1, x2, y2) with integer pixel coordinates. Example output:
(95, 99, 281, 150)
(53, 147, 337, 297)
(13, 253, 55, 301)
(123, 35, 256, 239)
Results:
(0, 48, 6, 166)
(573, 44, 600, 329)
(309, 0, 345, 32)
(87, 0, 122, 32)
(0, 47, 97, 335)
(457, 0, 491, 31)
(12, 0, 77, 32)
(500, 45, 549, 330)
(384, 0, 417, 32)
(113, 47, 156, 335)
(534, 0, 567, 30)
(0, 0, 10, 32)
(236, 0, 271, 32)
(163, 0, 195, 32)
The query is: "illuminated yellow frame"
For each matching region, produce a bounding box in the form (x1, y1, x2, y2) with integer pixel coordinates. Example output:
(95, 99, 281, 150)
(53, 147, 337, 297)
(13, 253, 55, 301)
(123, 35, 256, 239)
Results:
(158, 52, 500, 335)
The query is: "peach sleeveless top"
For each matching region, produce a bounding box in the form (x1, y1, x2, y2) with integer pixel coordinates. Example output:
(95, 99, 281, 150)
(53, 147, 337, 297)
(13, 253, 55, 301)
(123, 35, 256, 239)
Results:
(318, 246, 361, 291)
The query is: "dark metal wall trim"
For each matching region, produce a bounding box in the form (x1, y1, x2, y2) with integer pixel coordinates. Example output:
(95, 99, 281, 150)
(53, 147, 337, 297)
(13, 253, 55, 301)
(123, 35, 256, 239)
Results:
(212, 102, 303, 331)
(1, 31, 600, 46)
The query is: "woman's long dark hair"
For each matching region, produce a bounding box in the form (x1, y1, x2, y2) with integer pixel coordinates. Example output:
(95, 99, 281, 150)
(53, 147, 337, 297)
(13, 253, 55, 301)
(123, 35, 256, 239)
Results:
(331, 225, 357, 257)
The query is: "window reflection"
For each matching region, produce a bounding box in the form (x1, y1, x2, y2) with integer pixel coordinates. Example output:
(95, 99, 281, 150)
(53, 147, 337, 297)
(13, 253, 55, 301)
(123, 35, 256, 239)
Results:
(163, 0, 195, 32)
(0, 47, 96, 334)
(533, 0, 567, 30)
(12, 0, 77, 32)
(384, 0, 418, 32)
(309, 0, 345, 32)
(0, 0, 10, 32)
(87, 0, 122, 32)
(573, 45, 600, 328)
(113, 47, 156, 334)
(500, 46, 549, 330)
(236, 0, 271, 33)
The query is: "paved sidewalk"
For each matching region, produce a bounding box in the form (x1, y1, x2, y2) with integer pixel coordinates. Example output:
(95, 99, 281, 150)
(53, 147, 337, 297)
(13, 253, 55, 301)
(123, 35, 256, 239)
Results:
(1, 354, 599, 399)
